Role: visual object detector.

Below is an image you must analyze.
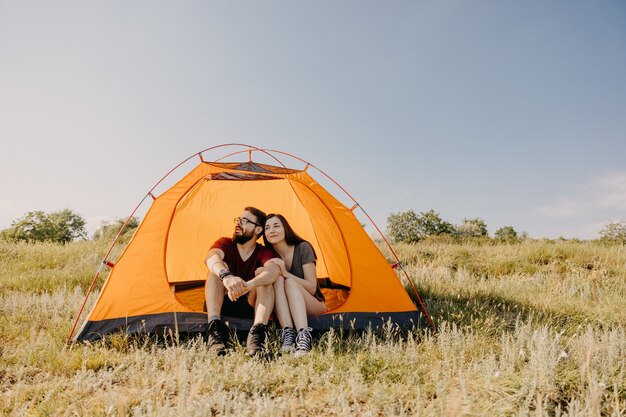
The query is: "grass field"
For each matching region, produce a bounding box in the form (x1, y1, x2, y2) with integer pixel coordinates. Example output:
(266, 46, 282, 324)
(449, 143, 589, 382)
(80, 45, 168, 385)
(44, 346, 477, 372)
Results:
(1, 238, 625, 416)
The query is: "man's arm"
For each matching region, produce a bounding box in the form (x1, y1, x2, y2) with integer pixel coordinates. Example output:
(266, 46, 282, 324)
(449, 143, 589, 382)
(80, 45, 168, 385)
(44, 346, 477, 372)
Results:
(206, 248, 246, 301)
(206, 248, 228, 276)
(245, 260, 281, 289)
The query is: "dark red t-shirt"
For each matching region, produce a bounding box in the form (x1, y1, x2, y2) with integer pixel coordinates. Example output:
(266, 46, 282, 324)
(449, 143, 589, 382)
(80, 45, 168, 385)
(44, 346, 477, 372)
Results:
(210, 237, 277, 281)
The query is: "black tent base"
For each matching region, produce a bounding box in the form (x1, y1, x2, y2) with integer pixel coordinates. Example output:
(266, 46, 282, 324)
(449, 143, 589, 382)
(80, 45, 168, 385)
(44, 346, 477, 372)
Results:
(75, 311, 429, 343)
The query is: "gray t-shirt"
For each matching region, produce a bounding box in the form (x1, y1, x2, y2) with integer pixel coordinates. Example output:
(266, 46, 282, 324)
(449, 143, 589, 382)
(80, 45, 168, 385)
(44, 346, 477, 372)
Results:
(289, 241, 325, 302)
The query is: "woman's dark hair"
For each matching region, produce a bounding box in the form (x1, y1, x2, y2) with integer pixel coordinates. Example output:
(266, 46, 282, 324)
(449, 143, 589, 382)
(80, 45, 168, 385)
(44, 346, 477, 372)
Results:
(263, 214, 317, 259)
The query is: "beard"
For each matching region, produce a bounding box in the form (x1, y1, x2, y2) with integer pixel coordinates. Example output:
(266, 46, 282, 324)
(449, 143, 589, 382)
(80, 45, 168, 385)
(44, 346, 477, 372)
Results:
(233, 229, 255, 244)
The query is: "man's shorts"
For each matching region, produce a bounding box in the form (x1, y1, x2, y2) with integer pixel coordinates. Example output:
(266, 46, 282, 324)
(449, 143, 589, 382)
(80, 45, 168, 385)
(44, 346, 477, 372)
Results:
(221, 294, 255, 318)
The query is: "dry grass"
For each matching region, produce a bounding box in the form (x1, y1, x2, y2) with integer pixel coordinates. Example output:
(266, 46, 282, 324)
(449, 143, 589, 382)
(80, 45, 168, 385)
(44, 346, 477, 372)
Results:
(1, 239, 625, 416)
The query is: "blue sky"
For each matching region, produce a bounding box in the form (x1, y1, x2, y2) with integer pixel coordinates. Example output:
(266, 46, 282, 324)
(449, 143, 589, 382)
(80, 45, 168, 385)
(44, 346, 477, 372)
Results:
(1, 1, 625, 239)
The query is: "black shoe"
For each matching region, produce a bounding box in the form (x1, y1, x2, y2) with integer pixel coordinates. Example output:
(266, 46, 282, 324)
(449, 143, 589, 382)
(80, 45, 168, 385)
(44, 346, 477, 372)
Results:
(207, 319, 229, 355)
(245, 323, 268, 356)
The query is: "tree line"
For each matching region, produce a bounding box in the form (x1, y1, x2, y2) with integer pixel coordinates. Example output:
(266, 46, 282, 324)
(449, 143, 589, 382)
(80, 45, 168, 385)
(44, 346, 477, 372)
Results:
(386, 209, 626, 244)
(0, 209, 138, 244)
(1, 208, 625, 245)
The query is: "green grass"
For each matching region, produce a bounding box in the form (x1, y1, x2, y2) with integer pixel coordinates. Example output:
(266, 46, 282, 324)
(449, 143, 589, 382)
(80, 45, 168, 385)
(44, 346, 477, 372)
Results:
(1, 239, 625, 416)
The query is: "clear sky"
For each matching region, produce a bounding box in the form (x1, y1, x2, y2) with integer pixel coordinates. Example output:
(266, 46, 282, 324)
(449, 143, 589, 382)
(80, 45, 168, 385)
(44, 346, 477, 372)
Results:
(1, 1, 625, 239)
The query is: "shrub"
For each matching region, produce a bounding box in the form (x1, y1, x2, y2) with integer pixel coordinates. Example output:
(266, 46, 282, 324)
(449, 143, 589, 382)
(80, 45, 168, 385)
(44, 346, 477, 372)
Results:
(92, 217, 140, 244)
(386, 210, 421, 243)
(386, 209, 455, 243)
(598, 220, 626, 244)
(456, 218, 488, 238)
(495, 226, 519, 242)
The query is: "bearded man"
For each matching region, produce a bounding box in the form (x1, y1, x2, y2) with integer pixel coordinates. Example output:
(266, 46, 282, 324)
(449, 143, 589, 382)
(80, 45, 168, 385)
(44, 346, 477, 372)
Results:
(204, 206, 280, 356)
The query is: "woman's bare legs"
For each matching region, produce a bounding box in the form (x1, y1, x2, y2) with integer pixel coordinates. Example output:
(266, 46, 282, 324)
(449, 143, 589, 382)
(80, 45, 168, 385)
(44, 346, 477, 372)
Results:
(284, 278, 326, 331)
(273, 277, 294, 328)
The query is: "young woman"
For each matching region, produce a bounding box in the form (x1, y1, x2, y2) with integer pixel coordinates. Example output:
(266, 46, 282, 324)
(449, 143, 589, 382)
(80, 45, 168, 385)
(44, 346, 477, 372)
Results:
(263, 214, 326, 356)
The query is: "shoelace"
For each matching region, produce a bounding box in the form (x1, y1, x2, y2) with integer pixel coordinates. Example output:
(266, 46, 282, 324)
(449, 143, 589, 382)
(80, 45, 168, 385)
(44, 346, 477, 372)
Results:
(280, 327, 296, 348)
(295, 328, 312, 352)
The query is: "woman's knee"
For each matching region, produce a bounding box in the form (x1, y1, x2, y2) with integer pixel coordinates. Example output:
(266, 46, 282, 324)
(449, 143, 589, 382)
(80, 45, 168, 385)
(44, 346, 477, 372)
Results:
(284, 277, 298, 291)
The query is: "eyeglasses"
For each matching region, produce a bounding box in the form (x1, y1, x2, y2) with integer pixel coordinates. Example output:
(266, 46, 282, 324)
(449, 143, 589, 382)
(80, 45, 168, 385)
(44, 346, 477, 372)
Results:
(234, 217, 260, 227)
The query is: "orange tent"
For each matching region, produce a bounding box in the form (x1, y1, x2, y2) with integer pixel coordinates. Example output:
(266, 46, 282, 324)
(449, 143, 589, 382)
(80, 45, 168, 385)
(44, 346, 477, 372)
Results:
(72, 145, 433, 342)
